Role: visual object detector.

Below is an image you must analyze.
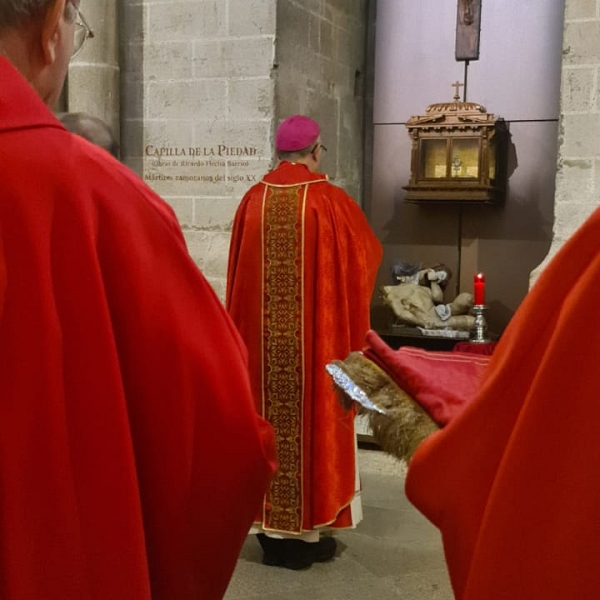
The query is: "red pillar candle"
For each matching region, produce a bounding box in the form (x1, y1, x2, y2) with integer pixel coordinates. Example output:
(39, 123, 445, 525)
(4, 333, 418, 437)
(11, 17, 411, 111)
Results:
(474, 272, 485, 305)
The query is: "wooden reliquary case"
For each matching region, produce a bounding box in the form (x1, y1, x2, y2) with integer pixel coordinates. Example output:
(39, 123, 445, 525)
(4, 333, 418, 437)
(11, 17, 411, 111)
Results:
(403, 99, 508, 204)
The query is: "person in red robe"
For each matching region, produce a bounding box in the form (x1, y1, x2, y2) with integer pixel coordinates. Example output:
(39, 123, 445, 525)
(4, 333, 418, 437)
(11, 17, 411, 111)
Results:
(226, 115, 383, 569)
(0, 2, 276, 599)
(403, 207, 600, 598)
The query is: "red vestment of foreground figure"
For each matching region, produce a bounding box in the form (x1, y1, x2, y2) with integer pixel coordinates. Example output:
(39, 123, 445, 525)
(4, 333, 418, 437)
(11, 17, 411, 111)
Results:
(227, 162, 382, 534)
(0, 57, 276, 600)
(406, 206, 600, 599)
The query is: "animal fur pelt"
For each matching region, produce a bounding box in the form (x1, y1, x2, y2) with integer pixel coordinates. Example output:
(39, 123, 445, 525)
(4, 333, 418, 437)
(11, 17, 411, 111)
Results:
(328, 352, 439, 463)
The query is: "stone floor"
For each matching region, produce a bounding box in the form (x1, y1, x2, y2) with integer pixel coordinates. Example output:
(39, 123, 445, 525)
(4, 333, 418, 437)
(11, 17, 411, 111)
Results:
(224, 447, 454, 600)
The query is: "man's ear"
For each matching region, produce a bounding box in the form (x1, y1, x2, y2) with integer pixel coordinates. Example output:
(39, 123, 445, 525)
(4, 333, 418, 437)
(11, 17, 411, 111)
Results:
(40, 0, 67, 65)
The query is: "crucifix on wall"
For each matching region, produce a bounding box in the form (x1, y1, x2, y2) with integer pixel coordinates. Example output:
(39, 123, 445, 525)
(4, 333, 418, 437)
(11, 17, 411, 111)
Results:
(455, 0, 482, 61)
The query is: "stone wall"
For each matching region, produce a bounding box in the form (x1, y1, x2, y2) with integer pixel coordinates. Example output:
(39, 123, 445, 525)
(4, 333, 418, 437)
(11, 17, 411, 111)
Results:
(120, 0, 277, 298)
(275, 0, 369, 202)
(67, 1, 119, 137)
(532, 0, 600, 281)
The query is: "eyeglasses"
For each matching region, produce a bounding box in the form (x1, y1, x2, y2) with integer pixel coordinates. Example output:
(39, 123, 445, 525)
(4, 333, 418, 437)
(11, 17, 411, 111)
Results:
(311, 143, 328, 153)
(71, 7, 94, 58)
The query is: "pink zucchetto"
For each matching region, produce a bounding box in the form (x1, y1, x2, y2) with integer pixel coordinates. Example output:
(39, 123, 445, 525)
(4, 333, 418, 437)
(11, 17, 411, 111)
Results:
(275, 115, 320, 151)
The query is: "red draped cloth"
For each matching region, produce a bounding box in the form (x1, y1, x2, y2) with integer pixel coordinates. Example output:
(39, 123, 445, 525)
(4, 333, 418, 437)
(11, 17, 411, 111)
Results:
(406, 206, 600, 599)
(0, 57, 276, 600)
(227, 162, 382, 533)
(362, 331, 490, 426)
(452, 341, 497, 355)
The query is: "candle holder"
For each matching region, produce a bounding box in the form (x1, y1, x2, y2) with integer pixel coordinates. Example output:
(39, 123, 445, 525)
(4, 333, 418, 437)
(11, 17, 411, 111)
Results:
(470, 304, 489, 343)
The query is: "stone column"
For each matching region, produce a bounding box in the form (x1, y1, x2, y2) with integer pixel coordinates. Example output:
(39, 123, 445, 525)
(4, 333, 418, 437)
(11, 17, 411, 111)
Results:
(531, 0, 600, 285)
(124, 0, 277, 298)
(66, 1, 120, 140)
(275, 0, 369, 202)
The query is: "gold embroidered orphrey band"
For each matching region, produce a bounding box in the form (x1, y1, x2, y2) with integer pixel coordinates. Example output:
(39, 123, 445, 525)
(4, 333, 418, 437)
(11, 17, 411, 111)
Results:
(261, 183, 306, 532)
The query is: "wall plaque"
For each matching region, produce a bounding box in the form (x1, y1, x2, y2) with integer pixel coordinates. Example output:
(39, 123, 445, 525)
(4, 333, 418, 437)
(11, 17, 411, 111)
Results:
(142, 141, 266, 196)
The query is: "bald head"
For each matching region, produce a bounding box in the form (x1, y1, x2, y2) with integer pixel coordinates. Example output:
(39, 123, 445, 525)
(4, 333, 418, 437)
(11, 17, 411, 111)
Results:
(59, 112, 120, 158)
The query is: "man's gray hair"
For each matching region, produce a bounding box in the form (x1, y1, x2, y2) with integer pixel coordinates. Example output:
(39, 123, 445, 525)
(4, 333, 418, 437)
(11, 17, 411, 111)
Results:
(277, 145, 314, 162)
(0, 0, 75, 31)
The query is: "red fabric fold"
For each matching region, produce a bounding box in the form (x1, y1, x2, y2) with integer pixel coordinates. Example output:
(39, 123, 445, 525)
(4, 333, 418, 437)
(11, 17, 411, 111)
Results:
(363, 330, 490, 426)
(453, 341, 497, 355)
(0, 57, 276, 600)
(405, 205, 600, 600)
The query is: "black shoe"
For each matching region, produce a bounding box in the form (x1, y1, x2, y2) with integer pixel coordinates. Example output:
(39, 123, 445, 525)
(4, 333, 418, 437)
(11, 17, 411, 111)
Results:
(256, 533, 280, 554)
(281, 539, 316, 570)
(256, 534, 316, 570)
(282, 536, 336, 568)
(314, 536, 337, 562)
(257, 534, 286, 567)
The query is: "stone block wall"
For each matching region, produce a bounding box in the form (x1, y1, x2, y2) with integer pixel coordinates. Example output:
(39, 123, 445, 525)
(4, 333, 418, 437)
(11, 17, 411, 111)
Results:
(533, 0, 600, 281)
(120, 0, 277, 297)
(275, 0, 369, 202)
(67, 1, 120, 137)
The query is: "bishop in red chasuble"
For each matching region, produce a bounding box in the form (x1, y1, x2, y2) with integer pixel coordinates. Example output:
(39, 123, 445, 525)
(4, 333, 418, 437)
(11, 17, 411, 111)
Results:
(227, 117, 382, 567)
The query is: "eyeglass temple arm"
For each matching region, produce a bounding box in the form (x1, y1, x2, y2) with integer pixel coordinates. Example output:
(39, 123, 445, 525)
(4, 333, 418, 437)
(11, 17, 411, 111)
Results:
(80, 12, 95, 38)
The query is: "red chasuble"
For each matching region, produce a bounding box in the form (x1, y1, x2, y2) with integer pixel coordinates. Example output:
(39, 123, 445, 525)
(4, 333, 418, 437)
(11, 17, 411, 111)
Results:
(0, 57, 276, 600)
(227, 162, 382, 533)
(406, 205, 600, 599)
